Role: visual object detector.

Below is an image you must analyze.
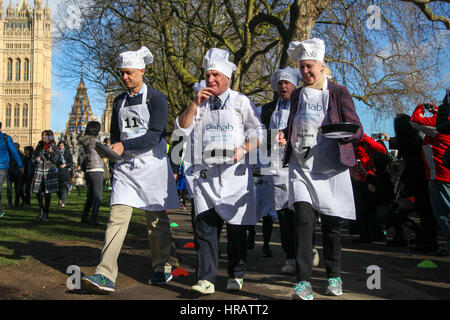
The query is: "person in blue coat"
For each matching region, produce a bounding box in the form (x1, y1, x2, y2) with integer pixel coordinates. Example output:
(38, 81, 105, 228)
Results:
(0, 122, 24, 217)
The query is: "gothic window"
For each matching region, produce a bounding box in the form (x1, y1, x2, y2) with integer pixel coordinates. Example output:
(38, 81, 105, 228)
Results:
(7, 59, 13, 81)
(24, 59, 30, 82)
(22, 104, 28, 128)
(16, 59, 21, 81)
(14, 104, 20, 127)
(5, 104, 12, 128)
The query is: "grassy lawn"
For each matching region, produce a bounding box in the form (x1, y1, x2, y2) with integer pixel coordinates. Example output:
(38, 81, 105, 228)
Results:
(0, 183, 148, 267)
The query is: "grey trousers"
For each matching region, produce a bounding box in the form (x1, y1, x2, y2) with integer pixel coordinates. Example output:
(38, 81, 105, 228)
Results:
(0, 169, 8, 211)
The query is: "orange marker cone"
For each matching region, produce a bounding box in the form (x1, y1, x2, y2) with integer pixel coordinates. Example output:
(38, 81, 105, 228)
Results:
(172, 268, 189, 277)
(183, 242, 195, 249)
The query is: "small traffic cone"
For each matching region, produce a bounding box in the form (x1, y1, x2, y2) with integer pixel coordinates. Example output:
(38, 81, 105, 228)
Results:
(417, 260, 438, 268)
(183, 242, 195, 249)
(172, 268, 189, 277)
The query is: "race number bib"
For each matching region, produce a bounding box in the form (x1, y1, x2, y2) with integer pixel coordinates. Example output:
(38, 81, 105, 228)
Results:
(293, 125, 317, 165)
(121, 110, 145, 135)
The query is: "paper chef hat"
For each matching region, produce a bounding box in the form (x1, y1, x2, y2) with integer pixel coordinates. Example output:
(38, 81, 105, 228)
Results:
(287, 38, 325, 62)
(119, 46, 154, 69)
(193, 80, 206, 95)
(202, 48, 237, 78)
(270, 67, 301, 91)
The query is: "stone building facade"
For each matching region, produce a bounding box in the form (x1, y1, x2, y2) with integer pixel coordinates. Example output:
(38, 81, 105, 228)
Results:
(0, 0, 52, 147)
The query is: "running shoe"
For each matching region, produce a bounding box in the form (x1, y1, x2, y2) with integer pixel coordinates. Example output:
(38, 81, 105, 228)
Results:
(281, 258, 296, 274)
(81, 274, 115, 293)
(325, 277, 343, 296)
(226, 278, 243, 291)
(292, 281, 314, 300)
(148, 271, 173, 285)
(191, 280, 215, 294)
(312, 248, 320, 267)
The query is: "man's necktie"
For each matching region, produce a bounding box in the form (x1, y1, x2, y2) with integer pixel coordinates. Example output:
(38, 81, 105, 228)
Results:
(212, 97, 222, 110)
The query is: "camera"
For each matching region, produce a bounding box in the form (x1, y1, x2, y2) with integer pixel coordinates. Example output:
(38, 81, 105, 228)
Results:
(423, 103, 434, 112)
(371, 133, 382, 140)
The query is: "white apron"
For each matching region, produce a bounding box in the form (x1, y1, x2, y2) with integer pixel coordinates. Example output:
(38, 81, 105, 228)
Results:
(268, 99, 291, 210)
(253, 170, 278, 220)
(111, 84, 179, 211)
(289, 80, 356, 220)
(190, 96, 257, 225)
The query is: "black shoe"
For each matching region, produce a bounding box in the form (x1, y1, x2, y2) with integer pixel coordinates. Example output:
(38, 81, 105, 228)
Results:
(262, 246, 272, 257)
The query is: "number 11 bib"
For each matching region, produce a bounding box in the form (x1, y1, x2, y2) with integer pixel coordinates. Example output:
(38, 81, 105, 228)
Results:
(119, 84, 149, 141)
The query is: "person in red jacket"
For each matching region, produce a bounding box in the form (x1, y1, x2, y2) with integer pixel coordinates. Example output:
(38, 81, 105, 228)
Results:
(351, 134, 388, 243)
(410, 102, 450, 257)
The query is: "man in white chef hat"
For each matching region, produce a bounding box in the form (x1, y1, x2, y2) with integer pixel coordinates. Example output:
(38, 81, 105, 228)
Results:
(81, 46, 180, 294)
(175, 48, 263, 294)
(278, 38, 362, 300)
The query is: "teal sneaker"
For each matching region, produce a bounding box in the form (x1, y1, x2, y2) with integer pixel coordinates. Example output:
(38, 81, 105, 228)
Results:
(292, 281, 314, 300)
(325, 277, 343, 296)
(81, 274, 115, 294)
(148, 271, 173, 285)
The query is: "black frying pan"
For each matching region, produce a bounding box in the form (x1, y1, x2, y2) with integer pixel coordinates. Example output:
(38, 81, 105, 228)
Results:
(95, 142, 124, 161)
(318, 122, 360, 139)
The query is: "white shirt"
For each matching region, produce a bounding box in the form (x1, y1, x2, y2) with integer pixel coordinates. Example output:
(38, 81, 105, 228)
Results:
(174, 88, 264, 143)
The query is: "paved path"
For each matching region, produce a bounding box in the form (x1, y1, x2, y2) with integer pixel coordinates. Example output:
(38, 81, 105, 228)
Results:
(60, 205, 449, 301)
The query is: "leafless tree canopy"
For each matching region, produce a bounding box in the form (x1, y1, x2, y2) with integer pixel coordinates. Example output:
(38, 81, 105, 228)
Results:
(54, 0, 450, 132)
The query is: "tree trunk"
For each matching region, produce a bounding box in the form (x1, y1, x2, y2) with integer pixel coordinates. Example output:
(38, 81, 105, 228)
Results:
(279, 0, 333, 68)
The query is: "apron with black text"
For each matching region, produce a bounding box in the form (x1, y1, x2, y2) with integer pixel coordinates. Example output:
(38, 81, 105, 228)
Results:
(289, 81, 355, 219)
(111, 84, 179, 211)
(190, 95, 257, 225)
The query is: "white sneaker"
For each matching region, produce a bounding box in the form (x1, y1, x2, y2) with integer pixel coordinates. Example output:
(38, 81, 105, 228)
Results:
(281, 258, 296, 274)
(226, 278, 243, 291)
(191, 280, 215, 294)
(312, 248, 320, 267)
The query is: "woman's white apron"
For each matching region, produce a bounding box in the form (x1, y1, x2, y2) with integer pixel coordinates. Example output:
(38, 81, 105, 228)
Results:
(289, 80, 355, 219)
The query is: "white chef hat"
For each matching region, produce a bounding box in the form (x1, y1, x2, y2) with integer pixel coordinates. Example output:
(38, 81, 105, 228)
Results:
(193, 80, 206, 95)
(202, 48, 237, 78)
(119, 46, 154, 69)
(270, 67, 301, 91)
(287, 38, 325, 62)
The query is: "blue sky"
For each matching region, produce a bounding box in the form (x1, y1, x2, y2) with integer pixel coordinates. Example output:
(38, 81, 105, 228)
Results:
(16, 0, 448, 136)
